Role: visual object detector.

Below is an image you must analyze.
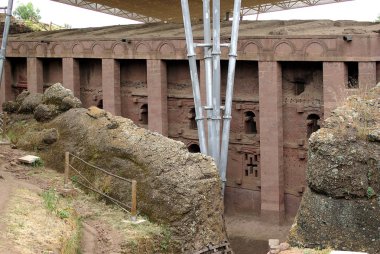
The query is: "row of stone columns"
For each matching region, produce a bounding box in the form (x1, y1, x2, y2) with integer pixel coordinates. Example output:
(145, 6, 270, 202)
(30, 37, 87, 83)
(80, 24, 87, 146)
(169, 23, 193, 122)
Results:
(0, 58, 378, 221)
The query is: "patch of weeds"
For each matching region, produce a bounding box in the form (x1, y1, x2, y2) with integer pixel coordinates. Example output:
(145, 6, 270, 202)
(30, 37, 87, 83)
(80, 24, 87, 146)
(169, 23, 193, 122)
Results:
(367, 186, 376, 198)
(70, 175, 79, 185)
(159, 226, 172, 252)
(32, 158, 44, 168)
(41, 189, 82, 253)
(368, 170, 372, 181)
(42, 189, 59, 212)
(58, 209, 71, 219)
(6, 129, 18, 143)
(61, 216, 82, 254)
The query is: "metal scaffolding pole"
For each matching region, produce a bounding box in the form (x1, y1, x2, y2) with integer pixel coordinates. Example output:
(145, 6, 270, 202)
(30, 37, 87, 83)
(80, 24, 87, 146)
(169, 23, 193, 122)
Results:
(220, 0, 242, 193)
(0, 0, 14, 84)
(202, 0, 214, 157)
(181, 0, 241, 196)
(211, 0, 221, 166)
(180, 0, 207, 154)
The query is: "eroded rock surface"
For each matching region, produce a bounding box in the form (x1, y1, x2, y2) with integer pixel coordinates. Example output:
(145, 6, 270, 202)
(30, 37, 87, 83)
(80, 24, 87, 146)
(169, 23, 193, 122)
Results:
(2, 84, 227, 253)
(289, 84, 380, 253)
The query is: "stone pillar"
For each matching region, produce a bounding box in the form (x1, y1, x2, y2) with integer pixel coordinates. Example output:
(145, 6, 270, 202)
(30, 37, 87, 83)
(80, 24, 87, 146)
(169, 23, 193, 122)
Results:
(102, 59, 121, 116)
(359, 62, 377, 89)
(0, 59, 13, 110)
(27, 57, 43, 93)
(258, 61, 284, 223)
(62, 58, 80, 98)
(147, 60, 168, 136)
(323, 62, 346, 118)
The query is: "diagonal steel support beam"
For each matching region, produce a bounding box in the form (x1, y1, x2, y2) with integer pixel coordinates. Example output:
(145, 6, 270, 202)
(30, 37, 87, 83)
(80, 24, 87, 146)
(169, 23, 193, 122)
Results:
(181, 0, 242, 195)
(181, 0, 207, 155)
(219, 0, 242, 193)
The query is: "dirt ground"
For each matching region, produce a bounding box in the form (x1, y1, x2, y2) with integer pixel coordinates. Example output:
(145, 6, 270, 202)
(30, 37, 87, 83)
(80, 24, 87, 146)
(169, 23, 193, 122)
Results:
(0, 143, 312, 254)
(225, 213, 293, 254)
(0, 144, 168, 254)
(0, 145, 93, 253)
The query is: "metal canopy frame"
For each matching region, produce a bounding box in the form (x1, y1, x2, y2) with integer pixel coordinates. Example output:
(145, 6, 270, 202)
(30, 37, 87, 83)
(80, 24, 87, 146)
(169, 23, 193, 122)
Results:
(51, 0, 160, 23)
(51, 0, 352, 23)
(241, 0, 351, 16)
(181, 0, 241, 194)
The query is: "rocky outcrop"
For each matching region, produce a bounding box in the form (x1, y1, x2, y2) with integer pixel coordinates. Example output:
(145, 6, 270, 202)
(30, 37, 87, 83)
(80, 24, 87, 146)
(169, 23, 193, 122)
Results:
(2, 83, 82, 121)
(289, 84, 380, 253)
(18, 93, 43, 113)
(2, 84, 227, 253)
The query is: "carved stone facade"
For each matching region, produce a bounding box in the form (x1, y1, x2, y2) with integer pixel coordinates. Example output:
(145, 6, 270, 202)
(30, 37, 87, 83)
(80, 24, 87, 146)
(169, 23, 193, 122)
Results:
(1, 21, 380, 221)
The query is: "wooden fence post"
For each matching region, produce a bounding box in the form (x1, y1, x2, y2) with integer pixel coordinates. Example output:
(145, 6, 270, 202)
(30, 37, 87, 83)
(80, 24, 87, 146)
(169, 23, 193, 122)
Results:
(64, 152, 70, 188)
(131, 180, 137, 221)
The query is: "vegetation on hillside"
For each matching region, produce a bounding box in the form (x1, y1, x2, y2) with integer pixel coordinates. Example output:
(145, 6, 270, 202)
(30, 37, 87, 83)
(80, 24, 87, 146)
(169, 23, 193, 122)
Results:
(13, 2, 69, 31)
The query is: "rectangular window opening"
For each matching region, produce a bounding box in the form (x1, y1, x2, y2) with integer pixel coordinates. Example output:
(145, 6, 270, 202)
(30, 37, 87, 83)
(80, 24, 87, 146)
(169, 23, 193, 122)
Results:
(346, 62, 359, 89)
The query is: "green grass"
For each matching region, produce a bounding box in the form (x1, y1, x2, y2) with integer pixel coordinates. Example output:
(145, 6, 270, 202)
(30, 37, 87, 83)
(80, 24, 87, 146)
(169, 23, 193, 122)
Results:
(61, 216, 82, 254)
(42, 189, 59, 212)
(367, 186, 376, 199)
(41, 189, 82, 254)
(32, 158, 45, 168)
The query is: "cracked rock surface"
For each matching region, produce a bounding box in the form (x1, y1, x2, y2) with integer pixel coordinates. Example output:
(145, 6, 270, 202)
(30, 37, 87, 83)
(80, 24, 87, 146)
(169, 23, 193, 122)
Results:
(289, 84, 380, 253)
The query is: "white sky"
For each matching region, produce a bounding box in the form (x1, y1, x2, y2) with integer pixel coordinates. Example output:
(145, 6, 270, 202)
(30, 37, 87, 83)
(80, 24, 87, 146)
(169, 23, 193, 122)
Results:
(0, 0, 379, 28)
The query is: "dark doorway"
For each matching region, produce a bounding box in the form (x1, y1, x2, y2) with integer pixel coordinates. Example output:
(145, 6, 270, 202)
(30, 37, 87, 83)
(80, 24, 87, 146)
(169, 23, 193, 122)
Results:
(244, 111, 257, 134)
(97, 99, 103, 109)
(188, 144, 200, 153)
(140, 104, 148, 125)
(307, 114, 320, 138)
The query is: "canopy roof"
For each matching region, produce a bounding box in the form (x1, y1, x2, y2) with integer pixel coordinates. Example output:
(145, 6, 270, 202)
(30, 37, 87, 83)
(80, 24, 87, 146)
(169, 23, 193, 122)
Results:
(51, 0, 352, 23)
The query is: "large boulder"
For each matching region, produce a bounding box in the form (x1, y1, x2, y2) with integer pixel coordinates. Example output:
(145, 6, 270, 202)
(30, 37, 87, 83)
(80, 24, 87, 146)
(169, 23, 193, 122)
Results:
(307, 88, 380, 199)
(15, 90, 30, 104)
(34, 104, 60, 122)
(43, 83, 73, 105)
(289, 85, 380, 253)
(18, 93, 43, 114)
(61, 96, 82, 111)
(2, 101, 19, 113)
(2, 90, 31, 113)
(11, 107, 227, 253)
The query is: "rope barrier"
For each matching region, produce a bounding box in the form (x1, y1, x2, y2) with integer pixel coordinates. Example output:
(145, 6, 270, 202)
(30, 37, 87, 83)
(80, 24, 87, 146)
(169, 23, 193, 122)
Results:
(64, 152, 137, 219)
(68, 152, 132, 183)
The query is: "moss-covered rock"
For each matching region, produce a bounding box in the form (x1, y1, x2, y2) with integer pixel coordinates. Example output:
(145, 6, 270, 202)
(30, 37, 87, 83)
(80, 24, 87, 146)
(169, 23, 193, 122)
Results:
(18, 93, 43, 114)
(2, 101, 19, 113)
(34, 104, 60, 122)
